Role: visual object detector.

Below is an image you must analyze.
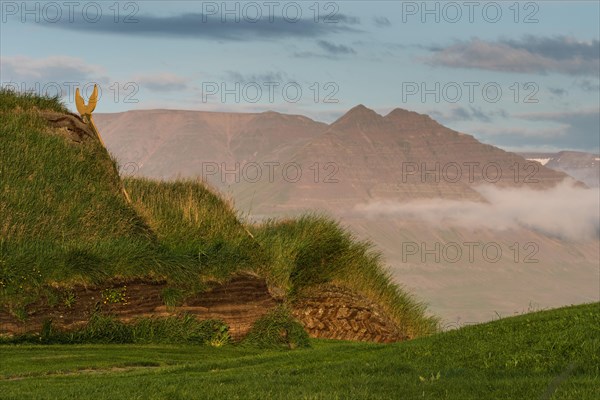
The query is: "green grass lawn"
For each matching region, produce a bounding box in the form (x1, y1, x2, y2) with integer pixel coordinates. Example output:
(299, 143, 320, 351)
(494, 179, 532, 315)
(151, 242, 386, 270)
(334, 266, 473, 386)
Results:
(1, 303, 598, 399)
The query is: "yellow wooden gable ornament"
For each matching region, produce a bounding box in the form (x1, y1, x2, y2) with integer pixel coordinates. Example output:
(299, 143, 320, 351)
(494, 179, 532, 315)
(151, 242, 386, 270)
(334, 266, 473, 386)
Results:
(75, 84, 131, 203)
(75, 84, 105, 147)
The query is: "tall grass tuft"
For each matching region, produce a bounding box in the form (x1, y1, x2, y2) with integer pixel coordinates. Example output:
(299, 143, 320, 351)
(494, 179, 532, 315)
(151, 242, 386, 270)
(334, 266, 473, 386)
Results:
(252, 214, 440, 338)
(1, 314, 230, 345)
(0, 87, 69, 113)
(243, 306, 310, 349)
(124, 178, 268, 281)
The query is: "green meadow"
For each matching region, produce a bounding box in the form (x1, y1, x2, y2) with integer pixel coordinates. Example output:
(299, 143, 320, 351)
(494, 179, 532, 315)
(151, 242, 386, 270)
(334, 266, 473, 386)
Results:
(1, 303, 598, 399)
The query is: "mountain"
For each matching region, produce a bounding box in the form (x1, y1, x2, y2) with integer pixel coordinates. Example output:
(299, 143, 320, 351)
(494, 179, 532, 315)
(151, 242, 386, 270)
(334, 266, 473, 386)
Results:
(94, 109, 327, 185)
(519, 151, 600, 187)
(232, 105, 572, 214)
(96, 106, 572, 206)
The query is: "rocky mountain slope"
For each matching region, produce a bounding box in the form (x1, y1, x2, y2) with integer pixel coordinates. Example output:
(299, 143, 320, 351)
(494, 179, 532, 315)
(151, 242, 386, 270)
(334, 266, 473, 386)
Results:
(96, 106, 571, 211)
(232, 105, 571, 214)
(94, 110, 327, 184)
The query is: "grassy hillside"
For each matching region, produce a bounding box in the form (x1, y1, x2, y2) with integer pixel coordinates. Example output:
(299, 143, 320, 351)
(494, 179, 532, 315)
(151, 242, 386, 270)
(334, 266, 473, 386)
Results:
(123, 178, 264, 282)
(0, 90, 162, 291)
(0, 303, 597, 399)
(0, 89, 437, 337)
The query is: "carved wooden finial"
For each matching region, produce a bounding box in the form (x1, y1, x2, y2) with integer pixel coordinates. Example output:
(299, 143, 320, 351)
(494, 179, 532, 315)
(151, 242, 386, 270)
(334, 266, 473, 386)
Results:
(75, 84, 131, 203)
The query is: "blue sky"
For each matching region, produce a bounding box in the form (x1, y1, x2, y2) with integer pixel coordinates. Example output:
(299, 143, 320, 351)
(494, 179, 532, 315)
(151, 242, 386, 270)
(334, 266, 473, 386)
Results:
(1, 0, 599, 152)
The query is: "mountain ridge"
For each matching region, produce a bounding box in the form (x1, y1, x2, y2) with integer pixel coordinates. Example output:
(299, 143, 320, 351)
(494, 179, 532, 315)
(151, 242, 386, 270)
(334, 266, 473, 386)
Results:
(96, 104, 573, 196)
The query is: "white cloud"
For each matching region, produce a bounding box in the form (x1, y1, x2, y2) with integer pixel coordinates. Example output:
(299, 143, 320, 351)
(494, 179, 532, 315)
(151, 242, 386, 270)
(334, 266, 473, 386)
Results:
(426, 37, 600, 76)
(1, 55, 106, 82)
(473, 125, 569, 138)
(133, 72, 188, 92)
(354, 181, 600, 241)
